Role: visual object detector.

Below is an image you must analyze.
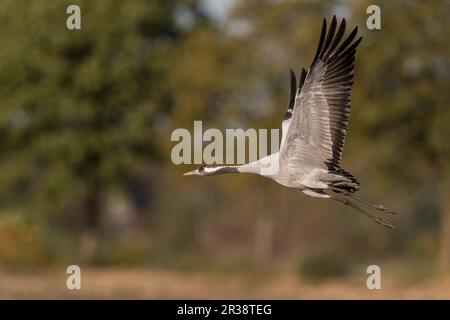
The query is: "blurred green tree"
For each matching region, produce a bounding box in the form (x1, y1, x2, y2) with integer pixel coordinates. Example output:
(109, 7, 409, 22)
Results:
(0, 0, 207, 249)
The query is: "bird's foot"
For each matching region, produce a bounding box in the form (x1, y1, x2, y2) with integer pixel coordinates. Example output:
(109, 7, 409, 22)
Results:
(375, 204, 398, 215)
(374, 217, 395, 230)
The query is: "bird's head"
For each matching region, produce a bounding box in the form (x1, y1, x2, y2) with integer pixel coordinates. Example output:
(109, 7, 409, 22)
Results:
(183, 165, 207, 176)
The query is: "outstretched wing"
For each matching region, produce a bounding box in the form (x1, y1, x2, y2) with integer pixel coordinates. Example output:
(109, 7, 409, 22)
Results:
(281, 16, 362, 171)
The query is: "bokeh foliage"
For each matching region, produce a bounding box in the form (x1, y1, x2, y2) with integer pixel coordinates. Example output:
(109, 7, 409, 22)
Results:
(0, 0, 449, 280)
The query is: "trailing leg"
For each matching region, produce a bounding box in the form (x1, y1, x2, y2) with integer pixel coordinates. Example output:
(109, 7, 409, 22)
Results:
(330, 195, 395, 229)
(341, 192, 398, 215)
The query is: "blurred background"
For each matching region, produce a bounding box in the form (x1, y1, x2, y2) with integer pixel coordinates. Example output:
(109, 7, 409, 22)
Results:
(0, 0, 449, 298)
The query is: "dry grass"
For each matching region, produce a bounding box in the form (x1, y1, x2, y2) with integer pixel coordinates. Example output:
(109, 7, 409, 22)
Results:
(0, 268, 449, 299)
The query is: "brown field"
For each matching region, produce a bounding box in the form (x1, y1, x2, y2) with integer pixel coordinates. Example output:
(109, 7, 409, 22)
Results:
(0, 269, 449, 299)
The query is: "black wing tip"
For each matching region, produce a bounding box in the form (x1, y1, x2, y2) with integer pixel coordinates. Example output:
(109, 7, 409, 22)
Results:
(289, 68, 297, 85)
(289, 68, 296, 78)
(313, 16, 361, 62)
(312, 18, 327, 65)
(340, 18, 347, 31)
(299, 67, 307, 90)
(342, 35, 363, 56)
(289, 69, 297, 92)
(331, 15, 337, 25)
(287, 69, 297, 111)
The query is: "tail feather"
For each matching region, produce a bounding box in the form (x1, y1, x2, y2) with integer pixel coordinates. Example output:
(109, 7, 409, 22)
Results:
(327, 168, 360, 193)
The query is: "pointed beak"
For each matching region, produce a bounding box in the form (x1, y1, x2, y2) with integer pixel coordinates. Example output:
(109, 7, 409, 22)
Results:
(183, 169, 199, 176)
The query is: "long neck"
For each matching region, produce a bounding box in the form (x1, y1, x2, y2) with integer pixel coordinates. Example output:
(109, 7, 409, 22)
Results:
(201, 154, 278, 176)
(200, 162, 259, 176)
(237, 161, 261, 174)
(200, 165, 240, 175)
